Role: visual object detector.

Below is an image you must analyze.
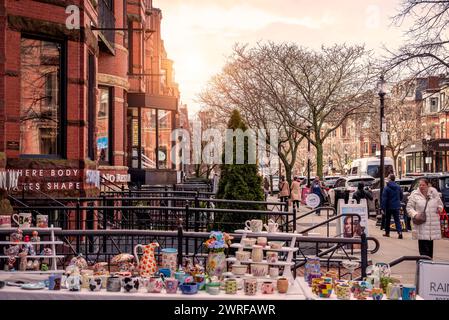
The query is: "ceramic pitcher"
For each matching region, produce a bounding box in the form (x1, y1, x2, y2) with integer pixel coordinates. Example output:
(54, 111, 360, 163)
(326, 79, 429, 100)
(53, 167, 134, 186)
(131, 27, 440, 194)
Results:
(134, 242, 159, 277)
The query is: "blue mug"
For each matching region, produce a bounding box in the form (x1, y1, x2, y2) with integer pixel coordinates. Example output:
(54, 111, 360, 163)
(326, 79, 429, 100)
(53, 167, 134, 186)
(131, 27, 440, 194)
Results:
(180, 282, 198, 295)
(402, 285, 416, 300)
(48, 274, 62, 290)
(158, 268, 171, 278)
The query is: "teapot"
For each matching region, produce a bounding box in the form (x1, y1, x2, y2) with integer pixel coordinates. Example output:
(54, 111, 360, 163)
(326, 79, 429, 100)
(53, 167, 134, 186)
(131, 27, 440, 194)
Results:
(134, 242, 159, 277)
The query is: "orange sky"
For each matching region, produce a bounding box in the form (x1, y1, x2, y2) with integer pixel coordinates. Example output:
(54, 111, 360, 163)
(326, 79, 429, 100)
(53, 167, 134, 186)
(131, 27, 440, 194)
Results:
(153, 0, 408, 116)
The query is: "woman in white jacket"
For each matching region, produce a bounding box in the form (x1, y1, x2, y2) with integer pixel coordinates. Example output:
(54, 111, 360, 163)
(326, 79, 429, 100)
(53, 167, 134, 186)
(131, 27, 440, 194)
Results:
(406, 178, 443, 259)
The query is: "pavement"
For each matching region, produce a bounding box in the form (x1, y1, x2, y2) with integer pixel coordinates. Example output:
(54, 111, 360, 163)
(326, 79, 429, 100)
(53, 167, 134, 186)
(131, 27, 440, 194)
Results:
(267, 196, 449, 284)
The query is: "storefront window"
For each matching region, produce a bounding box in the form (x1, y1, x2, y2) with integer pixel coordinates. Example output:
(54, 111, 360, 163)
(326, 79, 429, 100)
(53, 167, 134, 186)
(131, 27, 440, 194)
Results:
(141, 109, 157, 168)
(20, 37, 61, 156)
(158, 110, 172, 169)
(97, 87, 111, 163)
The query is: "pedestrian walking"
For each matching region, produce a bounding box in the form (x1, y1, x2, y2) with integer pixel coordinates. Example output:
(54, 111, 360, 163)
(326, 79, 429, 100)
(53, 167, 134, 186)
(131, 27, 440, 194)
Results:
(406, 178, 443, 259)
(381, 174, 404, 239)
(311, 177, 325, 215)
(279, 176, 290, 209)
(263, 176, 270, 201)
(290, 176, 301, 209)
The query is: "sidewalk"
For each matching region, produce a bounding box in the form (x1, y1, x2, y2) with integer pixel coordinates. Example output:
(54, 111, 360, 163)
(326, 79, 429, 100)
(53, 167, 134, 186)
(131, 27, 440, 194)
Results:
(268, 197, 449, 284)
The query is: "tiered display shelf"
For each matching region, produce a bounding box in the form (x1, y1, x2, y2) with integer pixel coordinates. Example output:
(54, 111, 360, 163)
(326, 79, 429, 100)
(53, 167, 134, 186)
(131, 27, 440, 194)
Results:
(0, 225, 64, 274)
(226, 229, 302, 295)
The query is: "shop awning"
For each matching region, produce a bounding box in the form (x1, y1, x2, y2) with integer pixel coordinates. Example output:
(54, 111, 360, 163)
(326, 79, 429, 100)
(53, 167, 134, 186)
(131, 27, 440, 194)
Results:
(127, 93, 178, 111)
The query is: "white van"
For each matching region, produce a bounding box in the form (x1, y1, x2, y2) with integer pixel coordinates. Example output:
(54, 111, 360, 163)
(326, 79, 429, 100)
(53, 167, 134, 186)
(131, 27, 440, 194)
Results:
(350, 157, 395, 179)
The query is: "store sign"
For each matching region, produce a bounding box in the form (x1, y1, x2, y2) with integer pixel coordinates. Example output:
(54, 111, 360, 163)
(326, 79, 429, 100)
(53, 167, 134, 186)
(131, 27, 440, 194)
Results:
(102, 173, 131, 183)
(0, 170, 20, 190)
(4, 169, 82, 191)
(418, 260, 449, 300)
(337, 199, 369, 237)
(305, 193, 320, 208)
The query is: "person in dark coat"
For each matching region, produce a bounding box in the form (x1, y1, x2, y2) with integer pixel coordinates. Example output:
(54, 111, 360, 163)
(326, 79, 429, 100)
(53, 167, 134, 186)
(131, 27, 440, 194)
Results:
(381, 174, 404, 239)
(352, 182, 373, 204)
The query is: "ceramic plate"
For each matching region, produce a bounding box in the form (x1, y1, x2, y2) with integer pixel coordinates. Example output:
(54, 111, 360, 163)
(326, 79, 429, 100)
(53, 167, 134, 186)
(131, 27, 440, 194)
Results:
(6, 281, 27, 287)
(21, 282, 46, 290)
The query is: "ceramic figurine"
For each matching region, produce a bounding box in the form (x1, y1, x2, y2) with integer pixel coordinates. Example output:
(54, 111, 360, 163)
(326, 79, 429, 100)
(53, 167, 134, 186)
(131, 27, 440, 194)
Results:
(7, 256, 16, 271)
(65, 264, 80, 275)
(31, 231, 41, 253)
(41, 263, 49, 271)
(93, 262, 109, 275)
(69, 254, 88, 270)
(18, 250, 28, 271)
(10, 229, 23, 242)
(42, 248, 53, 256)
(26, 260, 33, 270)
(24, 235, 30, 242)
(33, 260, 40, 271)
(25, 242, 35, 256)
(111, 253, 135, 273)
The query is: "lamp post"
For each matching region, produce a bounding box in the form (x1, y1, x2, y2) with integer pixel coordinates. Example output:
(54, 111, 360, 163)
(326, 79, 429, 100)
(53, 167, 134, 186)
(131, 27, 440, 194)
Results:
(378, 75, 387, 214)
(307, 125, 312, 188)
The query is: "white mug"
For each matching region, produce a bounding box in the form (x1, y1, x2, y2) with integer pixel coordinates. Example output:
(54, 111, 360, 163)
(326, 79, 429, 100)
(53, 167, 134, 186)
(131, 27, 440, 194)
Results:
(264, 219, 279, 233)
(245, 219, 263, 232)
(269, 267, 280, 278)
(12, 213, 32, 228)
(36, 215, 49, 228)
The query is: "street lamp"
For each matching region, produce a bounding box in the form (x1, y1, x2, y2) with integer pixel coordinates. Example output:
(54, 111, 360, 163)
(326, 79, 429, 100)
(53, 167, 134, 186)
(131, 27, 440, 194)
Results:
(378, 75, 387, 216)
(307, 125, 312, 188)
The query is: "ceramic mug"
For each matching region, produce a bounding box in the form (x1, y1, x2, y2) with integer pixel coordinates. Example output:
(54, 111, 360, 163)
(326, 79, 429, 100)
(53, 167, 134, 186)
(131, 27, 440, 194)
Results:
(251, 264, 268, 277)
(161, 248, 178, 275)
(36, 215, 49, 228)
(81, 270, 94, 289)
(236, 251, 251, 262)
(225, 278, 237, 294)
(335, 283, 351, 300)
(277, 278, 289, 294)
(48, 274, 61, 290)
(0, 215, 12, 228)
(180, 282, 199, 295)
(66, 274, 81, 291)
(387, 283, 402, 300)
(147, 276, 164, 293)
(89, 277, 103, 292)
(371, 287, 384, 300)
(159, 268, 172, 278)
(164, 278, 179, 294)
(245, 219, 263, 232)
(244, 278, 258, 296)
(206, 282, 221, 295)
(251, 245, 264, 263)
(269, 267, 279, 278)
(264, 220, 279, 233)
(266, 251, 278, 264)
(106, 276, 122, 292)
(174, 270, 186, 283)
(121, 276, 140, 293)
(257, 237, 268, 247)
(402, 284, 416, 300)
(261, 281, 275, 294)
(12, 212, 32, 228)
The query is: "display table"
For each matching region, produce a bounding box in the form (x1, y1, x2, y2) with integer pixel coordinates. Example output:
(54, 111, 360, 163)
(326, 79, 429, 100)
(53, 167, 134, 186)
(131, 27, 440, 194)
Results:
(296, 278, 423, 300)
(0, 286, 306, 300)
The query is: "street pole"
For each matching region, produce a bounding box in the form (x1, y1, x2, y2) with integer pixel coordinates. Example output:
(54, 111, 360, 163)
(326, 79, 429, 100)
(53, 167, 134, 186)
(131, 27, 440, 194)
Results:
(307, 126, 312, 188)
(378, 75, 386, 228)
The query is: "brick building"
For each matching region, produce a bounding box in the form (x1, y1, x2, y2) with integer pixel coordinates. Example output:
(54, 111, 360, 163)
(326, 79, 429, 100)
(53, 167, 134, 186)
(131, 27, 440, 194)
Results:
(0, 0, 182, 197)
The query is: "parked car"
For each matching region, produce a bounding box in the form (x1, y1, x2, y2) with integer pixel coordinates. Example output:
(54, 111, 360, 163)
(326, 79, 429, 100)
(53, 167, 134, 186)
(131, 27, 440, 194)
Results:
(327, 175, 376, 208)
(403, 174, 449, 211)
(323, 176, 340, 189)
(369, 177, 414, 216)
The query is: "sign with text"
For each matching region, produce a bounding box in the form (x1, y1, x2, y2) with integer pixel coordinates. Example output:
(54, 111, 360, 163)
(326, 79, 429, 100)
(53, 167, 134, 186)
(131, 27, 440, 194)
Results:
(418, 260, 449, 300)
(337, 199, 369, 237)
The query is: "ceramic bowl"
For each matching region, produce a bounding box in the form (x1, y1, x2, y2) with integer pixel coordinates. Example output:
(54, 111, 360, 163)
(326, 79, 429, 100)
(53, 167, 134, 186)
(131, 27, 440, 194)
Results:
(232, 264, 248, 275)
(242, 238, 257, 247)
(180, 282, 198, 295)
(250, 264, 268, 277)
(236, 251, 251, 262)
(268, 241, 285, 250)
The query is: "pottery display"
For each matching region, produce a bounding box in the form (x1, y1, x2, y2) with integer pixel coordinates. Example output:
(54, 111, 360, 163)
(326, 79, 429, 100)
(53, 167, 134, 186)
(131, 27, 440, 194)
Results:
(225, 278, 237, 294)
(134, 242, 159, 277)
(161, 248, 177, 276)
(277, 277, 289, 294)
(261, 281, 275, 294)
(106, 276, 122, 292)
(251, 245, 264, 262)
(250, 264, 268, 277)
(122, 276, 140, 293)
(236, 251, 251, 262)
(12, 212, 32, 228)
(244, 278, 257, 296)
(257, 237, 268, 247)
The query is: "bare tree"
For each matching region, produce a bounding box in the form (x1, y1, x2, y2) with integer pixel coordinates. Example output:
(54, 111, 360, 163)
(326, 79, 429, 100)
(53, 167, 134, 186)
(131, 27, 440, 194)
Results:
(386, 0, 449, 77)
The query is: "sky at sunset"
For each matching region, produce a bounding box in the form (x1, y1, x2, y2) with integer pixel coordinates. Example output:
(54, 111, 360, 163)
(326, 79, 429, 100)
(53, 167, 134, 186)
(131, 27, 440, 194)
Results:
(153, 0, 409, 117)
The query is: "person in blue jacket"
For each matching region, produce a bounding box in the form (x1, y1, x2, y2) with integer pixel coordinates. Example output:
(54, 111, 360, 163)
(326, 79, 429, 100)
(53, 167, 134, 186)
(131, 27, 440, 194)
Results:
(381, 174, 404, 239)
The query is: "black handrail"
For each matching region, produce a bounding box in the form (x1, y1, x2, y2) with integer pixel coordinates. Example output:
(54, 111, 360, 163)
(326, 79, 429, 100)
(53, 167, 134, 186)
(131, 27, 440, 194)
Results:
(299, 213, 361, 235)
(388, 255, 432, 267)
(295, 206, 336, 237)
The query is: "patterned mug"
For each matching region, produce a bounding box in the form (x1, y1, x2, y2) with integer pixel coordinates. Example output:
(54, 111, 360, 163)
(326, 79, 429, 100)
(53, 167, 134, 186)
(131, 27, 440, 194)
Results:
(244, 278, 258, 296)
(147, 276, 164, 293)
(164, 278, 179, 294)
(261, 281, 275, 294)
